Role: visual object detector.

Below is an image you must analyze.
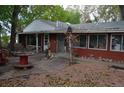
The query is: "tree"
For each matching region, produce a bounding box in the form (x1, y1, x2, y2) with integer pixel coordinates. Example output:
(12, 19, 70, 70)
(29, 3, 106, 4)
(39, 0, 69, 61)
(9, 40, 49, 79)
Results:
(0, 24, 2, 48)
(0, 5, 13, 41)
(9, 6, 21, 51)
(119, 5, 124, 20)
(65, 5, 81, 24)
(19, 5, 67, 29)
(79, 5, 121, 23)
(80, 5, 97, 23)
(97, 5, 120, 22)
(0, 5, 28, 50)
(65, 10, 81, 24)
(0, 25, 10, 48)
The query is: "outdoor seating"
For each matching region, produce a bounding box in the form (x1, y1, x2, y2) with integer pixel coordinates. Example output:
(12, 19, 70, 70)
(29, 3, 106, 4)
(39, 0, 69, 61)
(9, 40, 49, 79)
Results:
(0, 49, 9, 65)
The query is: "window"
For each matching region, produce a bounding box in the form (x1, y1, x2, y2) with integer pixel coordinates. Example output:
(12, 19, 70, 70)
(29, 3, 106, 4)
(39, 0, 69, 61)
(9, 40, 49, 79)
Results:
(80, 35, 87, 47)
(123, 35, 124, 50)
(98, 35, 106, 49)
(89, 35, 97, 48)
(89, 34, 107, 49)
(38, 34, 41, 46)
(111, 35, 121, 51)
(44, 34, 49, 45)
(27, 34, 36, 45)
(73, 34, 87, 48)
(111, 35, 124, 51)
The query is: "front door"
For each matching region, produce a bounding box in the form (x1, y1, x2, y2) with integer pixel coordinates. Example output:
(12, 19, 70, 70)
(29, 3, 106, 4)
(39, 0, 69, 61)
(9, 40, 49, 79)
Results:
(44, 33, 49, 51)
(57, 34, 65, 52)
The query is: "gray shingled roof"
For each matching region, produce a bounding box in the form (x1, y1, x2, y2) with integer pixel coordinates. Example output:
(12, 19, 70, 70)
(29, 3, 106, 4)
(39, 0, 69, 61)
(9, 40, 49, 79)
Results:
(22, 19, 124, 34)
(23, 19, 56, 33)
(71, 21, 124, 31)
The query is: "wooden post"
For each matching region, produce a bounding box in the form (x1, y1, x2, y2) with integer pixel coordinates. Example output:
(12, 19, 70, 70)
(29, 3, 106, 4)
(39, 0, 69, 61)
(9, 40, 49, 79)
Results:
(36, 33, 39, 53)
(69, 35, 72, 64)
(67, 26, 73, 64)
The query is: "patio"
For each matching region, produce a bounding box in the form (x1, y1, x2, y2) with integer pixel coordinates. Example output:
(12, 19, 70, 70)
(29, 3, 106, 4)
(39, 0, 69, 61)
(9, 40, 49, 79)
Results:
(0, 53, 124, 87)
(0, 53, 70, 79)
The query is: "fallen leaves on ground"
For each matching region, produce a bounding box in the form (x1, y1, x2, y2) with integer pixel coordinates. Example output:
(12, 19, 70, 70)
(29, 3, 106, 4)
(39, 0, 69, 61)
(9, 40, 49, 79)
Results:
(0, 62, 124, 87)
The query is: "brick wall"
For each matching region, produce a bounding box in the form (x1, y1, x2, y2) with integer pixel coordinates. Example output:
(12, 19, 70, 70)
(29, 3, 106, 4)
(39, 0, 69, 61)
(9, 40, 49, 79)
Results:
(73, 48, 124, 62)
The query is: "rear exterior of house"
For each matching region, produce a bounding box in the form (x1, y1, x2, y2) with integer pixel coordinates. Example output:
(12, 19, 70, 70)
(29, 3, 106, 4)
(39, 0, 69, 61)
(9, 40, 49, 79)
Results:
(72, 33, 124, 62)
(18, 33, 65, 53)
(18, 20, 68, 53)
(18, 19, 124, 62)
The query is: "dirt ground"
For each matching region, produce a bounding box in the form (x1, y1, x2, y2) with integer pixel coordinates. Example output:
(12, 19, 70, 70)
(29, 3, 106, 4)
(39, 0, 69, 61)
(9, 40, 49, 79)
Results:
(0, 53, 124, 87)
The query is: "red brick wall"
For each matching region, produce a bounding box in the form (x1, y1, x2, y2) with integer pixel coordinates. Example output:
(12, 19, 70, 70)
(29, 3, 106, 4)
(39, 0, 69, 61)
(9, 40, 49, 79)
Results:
(72, 33, 124, 62)
(73, 48, 124, 61)
(50, 34, 57, 52)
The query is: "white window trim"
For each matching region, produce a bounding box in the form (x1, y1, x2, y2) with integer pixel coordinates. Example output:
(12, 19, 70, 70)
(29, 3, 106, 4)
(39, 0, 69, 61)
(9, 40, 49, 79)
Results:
(88, 34, 108, 51)
(44, 33, 49, 51)
(110, 34, 124, 52)
(72, 46, 87, 49)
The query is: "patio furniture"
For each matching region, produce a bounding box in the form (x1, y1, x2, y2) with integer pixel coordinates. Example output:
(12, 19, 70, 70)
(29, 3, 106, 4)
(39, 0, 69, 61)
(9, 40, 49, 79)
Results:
(0, 49, 9, 65)
(14, 52, 34, 69)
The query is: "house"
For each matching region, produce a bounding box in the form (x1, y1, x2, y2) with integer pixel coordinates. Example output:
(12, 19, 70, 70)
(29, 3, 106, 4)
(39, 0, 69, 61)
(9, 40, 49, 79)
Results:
(18, 19, 68, 53)
(18, 19, 124, 62)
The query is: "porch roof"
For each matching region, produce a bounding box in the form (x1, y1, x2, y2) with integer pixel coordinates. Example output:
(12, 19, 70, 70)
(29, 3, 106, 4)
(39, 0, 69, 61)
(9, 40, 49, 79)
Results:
(22, 19, 124, 34)
(23, 19, 56, 33)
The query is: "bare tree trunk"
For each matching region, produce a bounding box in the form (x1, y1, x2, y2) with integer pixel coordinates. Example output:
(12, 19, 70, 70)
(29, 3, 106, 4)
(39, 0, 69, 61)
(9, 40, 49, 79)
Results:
(9, 5, 20, 51)
(0, 24, 2, 49)
(119, 5, 124, 20)
(0, 33, 1, 49)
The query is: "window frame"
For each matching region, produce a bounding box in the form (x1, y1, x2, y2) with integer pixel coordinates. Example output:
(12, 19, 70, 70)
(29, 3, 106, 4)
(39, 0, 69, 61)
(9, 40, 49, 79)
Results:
(72, 34, 87, 49)
(88, 34, 108, 51)
(110, 34, 124, 52)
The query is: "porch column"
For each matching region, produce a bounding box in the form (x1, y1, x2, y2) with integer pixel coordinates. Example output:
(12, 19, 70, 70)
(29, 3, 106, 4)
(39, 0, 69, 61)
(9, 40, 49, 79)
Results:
(16, 34, 19, 43)
(36, 33, 39, 53)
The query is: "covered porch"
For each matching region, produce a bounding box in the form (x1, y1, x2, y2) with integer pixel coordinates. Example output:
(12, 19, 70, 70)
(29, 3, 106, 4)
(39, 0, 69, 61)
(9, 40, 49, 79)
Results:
(18, 33, 42, 53)
(18, 33, 66, 53)
(17, 19, 68, 53)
